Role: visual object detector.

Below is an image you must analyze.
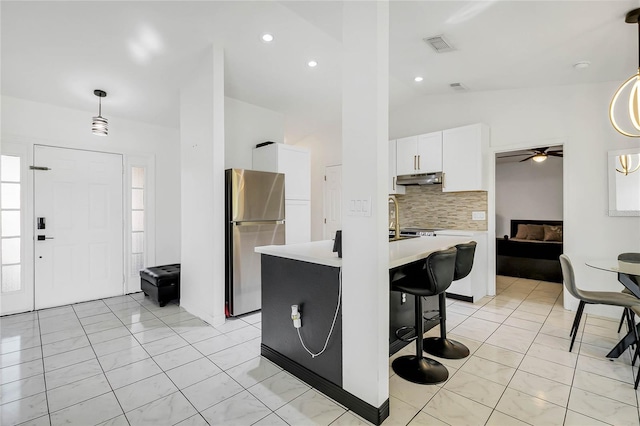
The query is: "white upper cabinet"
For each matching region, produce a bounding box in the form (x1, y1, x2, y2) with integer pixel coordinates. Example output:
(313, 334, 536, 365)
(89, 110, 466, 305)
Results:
(395, 136, 418, 176)
(396, 132, 443, 176)
(388, 140, 405, 195)
(417, 132, 442, 174)
(253, 143, 310, 200)
(442, 123, 489, 192)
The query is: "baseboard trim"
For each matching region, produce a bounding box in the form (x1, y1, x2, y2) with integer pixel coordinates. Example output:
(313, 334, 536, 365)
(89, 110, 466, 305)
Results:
(261, 344, 389, 425)
(445, 292, 473, 303)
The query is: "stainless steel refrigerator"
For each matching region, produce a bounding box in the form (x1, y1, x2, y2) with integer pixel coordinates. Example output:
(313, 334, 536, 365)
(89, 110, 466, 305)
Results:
(225, 169, 286, 316)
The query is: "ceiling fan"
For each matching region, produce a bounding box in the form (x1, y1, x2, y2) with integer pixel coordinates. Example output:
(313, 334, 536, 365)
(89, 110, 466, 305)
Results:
(499, 147, 563, 163)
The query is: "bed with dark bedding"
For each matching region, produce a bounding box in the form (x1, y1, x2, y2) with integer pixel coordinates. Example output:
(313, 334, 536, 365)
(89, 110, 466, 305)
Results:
(496, 219, 563, 283)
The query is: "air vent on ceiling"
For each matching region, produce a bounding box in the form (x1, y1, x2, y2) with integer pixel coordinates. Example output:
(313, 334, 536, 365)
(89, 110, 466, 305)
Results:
(423, 35, 455, 53)
(449, 82, 468, 92)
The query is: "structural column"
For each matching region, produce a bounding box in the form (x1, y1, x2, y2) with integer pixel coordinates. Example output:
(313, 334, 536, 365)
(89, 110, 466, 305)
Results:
(341, 1, 390, 410)
(179, 46, 226, 326)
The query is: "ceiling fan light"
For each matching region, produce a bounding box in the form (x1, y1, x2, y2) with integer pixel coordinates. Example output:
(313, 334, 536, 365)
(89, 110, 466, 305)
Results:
(532, 154, 547, 162)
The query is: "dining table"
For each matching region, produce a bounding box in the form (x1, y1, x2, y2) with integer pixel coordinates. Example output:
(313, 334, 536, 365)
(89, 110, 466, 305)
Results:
(586, 257, 640, 358)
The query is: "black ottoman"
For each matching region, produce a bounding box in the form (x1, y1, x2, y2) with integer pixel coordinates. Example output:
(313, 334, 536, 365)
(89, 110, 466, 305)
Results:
(140, 264, 181, 307)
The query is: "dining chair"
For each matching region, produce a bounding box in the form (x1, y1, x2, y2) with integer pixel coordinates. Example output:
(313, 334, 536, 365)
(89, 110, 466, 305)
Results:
(559, 254, 640, 352)
(617, 253, 640, 333)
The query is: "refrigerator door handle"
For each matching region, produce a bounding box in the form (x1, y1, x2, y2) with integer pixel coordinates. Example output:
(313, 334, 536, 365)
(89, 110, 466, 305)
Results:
(232, 220, 285, 226)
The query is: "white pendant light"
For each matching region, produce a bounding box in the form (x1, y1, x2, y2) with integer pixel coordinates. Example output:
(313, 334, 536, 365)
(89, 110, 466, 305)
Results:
(610, 8, 640, 137)
(92, 89, 108, 136)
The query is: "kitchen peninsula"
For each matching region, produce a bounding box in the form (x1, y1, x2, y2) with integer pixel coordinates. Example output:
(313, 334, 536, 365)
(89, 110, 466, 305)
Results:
(255, 235, 474, 425)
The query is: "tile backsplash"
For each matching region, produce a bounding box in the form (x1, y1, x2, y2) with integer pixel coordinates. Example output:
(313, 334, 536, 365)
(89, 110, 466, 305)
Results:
(394, 185, 488, 231)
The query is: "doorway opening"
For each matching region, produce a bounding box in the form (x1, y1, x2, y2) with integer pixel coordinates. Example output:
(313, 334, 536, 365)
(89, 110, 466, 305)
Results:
(494, 144, 564, 288)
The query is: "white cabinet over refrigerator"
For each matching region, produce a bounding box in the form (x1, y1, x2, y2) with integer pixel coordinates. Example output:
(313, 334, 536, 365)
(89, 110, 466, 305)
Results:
(253, 143, 311, 244)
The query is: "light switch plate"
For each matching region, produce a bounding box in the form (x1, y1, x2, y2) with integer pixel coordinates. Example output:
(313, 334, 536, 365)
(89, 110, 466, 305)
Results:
(347, 196, 372, 216)
(472, 211, 486, 220)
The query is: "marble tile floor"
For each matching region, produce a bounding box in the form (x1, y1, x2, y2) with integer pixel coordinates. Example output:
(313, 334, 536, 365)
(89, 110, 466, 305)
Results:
(1, 276, 639, 425)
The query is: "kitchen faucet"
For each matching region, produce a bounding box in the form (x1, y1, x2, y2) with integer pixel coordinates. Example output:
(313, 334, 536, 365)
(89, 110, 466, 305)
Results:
(389, 196, 400, 241)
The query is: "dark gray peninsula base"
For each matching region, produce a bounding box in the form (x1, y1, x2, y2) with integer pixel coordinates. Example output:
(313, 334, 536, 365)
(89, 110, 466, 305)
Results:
(256, 236, 472, 426)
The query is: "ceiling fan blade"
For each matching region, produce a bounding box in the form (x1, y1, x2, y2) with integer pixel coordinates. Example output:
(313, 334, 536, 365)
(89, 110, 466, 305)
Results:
(519, 155, 535, 162)
(535, 147, 550, 153)
(498, 153, 530, 158)
(548, 152, 563, 157)
(547, 150, 563, 154)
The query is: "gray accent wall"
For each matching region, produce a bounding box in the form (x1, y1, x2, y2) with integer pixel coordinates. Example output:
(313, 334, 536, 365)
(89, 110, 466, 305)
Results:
(495, 158, 563, 237)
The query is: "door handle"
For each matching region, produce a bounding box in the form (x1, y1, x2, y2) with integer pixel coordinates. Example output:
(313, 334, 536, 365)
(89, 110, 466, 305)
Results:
(37, 235, 54, 241)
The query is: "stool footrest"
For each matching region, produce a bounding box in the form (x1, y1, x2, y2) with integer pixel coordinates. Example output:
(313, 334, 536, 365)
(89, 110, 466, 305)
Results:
(395, 326, 417, 343)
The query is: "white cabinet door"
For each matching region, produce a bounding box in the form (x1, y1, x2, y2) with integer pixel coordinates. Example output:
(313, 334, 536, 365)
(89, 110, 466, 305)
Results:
(388, 140, 405, 195)
(442, 124, 488, 192)
(279, 146, 310, 200)
(417, 131, 442, 173)
(395, 136, 418, 176)
(253, 144, 310, 200)
(285, 199, 311, 244)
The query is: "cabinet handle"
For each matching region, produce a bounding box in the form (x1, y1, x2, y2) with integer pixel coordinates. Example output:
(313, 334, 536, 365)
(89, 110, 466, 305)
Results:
(413, 155, 417, 170)
(442, 172, 446, 189)
(417, 155, 421, 170)
(393, 176, 396, 190)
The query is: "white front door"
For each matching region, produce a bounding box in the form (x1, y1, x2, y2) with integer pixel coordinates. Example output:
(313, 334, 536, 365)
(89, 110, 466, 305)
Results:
(323, 165, 342, 239)
(34, 146, 124, 309)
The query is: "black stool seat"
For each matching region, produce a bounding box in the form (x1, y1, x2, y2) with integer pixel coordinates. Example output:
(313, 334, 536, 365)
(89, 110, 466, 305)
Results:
(423, 242, 477, 360)
(140, 264, 181, 307)
(391, 248, 457, 385)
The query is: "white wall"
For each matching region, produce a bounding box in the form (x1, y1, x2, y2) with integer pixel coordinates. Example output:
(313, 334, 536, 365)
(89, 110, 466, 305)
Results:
(495, 158, 563, 237)
(1, 95, 181, 267)
(225, 97, 285, 170)
(390, 82, 640, 318)
(179, 47, 226, 327)
(294, 121, 341, 241)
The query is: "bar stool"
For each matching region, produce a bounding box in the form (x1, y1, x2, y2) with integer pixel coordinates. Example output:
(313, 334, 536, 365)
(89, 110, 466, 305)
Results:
(391, 247, 457, 384)
(423, 242, 476, 359)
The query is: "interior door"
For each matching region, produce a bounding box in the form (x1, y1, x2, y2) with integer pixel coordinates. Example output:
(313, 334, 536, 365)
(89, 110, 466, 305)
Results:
(323, 165, 342, 239)
(34, 146, 123, 309)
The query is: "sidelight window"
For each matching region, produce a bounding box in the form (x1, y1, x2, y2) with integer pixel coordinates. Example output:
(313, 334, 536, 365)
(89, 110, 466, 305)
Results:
(1, 155, 22, 293)
(131, 166, 145, 275)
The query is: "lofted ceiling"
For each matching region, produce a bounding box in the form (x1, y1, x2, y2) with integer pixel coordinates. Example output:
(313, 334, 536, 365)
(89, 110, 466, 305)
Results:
(2, 1, 638, 143)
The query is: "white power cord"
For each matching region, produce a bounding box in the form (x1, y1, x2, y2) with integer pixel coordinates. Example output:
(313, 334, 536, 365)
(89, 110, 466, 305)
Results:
(294, 269, 342, 359)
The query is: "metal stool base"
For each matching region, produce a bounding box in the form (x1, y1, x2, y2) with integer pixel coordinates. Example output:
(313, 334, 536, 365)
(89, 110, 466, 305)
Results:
(423, 337, 470, 359)
(391, 355, 449, 385)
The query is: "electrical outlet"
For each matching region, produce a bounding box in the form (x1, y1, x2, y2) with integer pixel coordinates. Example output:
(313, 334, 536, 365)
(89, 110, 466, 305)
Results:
(472, 211, 486, 221)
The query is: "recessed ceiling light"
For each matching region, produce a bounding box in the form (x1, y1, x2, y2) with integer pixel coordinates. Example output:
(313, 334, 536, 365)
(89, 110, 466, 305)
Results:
(414, 76, 424, 82)
(573, 61, 590, 70)
(262, 34, 274, 42)
(308, 60, 318, 68)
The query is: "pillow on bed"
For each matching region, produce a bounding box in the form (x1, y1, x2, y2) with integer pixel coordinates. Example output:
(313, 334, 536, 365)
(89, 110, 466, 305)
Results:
(543, 225, 563, 242)
(526, 224, 544, 240)
(515, 224, 529, 239)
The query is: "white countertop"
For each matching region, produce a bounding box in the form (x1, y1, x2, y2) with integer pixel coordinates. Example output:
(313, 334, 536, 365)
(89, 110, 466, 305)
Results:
(255, 235, 474, 269)
(435, 229, 487, 237)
